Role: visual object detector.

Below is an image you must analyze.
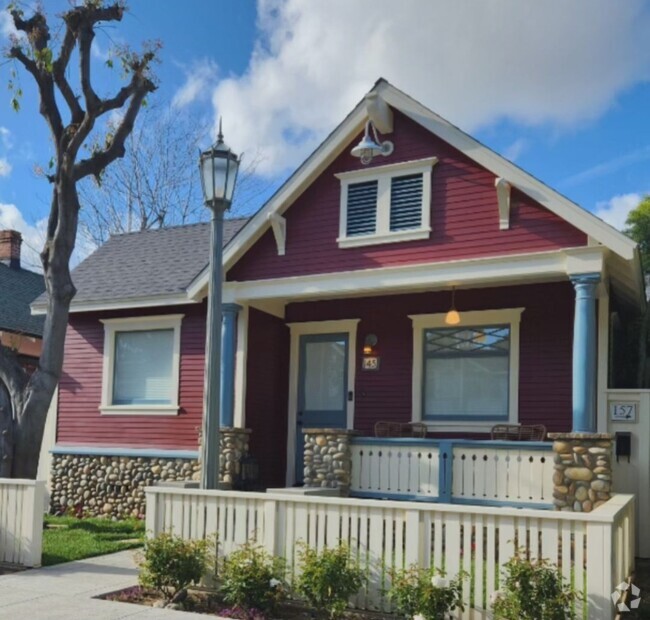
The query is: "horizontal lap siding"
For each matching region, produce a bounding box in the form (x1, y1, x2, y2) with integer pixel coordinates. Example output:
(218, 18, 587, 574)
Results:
(285, 282, 574, 435)
(245, 308, 289, 488)
(228, 111, 586, 282)
(57, 303, 206, 449)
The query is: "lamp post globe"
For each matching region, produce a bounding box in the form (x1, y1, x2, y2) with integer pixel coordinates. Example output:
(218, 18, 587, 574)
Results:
(199, 121, 240, 489)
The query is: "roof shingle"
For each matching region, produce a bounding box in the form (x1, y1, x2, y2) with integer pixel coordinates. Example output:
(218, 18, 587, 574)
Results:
(0, 263, 45, 336)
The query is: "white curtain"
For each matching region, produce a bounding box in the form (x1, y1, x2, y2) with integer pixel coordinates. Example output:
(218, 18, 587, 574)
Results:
(113, 329, 174, 405)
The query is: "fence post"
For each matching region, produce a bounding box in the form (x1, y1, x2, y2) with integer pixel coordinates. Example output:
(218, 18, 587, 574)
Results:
(438, 441, 453, 503)
(145, 488, 158, 537)
(585, 519, 614, 620)
(23, 481, 45, 567)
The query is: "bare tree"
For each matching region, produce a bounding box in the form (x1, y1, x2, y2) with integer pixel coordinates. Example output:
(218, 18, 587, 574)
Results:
(79, 106, 272, 247)
(0, 2, 157, 478)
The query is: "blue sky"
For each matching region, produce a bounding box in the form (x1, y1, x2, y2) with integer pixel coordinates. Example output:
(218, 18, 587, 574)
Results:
(1, 0, 650, 269)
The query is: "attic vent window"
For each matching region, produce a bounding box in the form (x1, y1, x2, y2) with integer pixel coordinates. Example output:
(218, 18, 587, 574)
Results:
(336, 157, 437, 249)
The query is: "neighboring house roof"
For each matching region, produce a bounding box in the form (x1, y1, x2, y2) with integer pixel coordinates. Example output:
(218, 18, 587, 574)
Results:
(0, 262, 45, 337)
(32, 219, 248, 313)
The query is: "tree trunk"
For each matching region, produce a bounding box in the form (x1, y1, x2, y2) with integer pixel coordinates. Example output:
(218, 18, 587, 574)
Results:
(0, 382, 13, 478)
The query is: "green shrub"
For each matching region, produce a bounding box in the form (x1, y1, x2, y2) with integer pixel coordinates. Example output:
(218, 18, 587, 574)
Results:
(388, 566, 465, 620)
(491, 553, 579, 620)
(296, 543, 365, 619)
(138, 533, 213, 603)
(219, 542, 287, 613)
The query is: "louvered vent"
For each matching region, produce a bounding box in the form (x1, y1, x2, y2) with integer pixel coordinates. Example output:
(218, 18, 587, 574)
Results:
(346, 180, 378, 236)
(390, 173, 423, 231)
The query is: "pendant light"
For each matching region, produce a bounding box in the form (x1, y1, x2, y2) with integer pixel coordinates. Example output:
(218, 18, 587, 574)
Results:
(445, 287, 461, 325)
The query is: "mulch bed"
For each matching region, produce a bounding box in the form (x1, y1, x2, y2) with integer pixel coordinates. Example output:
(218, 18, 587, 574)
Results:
(97, 586, 398, 619)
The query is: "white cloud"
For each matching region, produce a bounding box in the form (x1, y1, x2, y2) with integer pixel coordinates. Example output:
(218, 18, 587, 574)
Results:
(0, 9, 17, 40)
(0, 203, 47, 270)
(0, 158, 11, 177)
(502, 138, 528, 163)
(0, 127, 11, 150)
(593, 192, 645, 230)
(211, 0, 650, 177)
(172, 60, 219, 109)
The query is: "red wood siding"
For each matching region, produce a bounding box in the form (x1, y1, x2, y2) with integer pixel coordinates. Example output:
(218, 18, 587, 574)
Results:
(244, 308, 290, 487)
(284, 282, 574, 436)
(56, 303, 206, 449)
(228, 111, 587, 282)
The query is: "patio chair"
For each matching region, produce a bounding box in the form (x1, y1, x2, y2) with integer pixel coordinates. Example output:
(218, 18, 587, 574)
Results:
(374, 421, 428, 438)
(490, 423, 547, 441)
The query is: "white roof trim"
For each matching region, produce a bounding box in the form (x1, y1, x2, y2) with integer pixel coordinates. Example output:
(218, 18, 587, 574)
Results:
(32, 293, 198, 316)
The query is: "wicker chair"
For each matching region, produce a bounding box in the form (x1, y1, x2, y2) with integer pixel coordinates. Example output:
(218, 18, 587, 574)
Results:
(490, 423, 546, 441)
(374, 421, 428, 438)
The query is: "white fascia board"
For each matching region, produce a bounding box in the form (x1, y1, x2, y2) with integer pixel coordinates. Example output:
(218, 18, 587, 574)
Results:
(225, 247, 599, 303)
(377, 82, 637, 261)
(33, 293, 198, 316)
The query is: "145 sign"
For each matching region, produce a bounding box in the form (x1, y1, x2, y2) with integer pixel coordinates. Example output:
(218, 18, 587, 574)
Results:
(610, 402, 637, 422)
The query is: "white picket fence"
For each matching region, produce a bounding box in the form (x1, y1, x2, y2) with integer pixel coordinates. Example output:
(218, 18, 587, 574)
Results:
(146, 487, 634, 620)
(0, 479, 45, 567)
(350, 438, 555, 507)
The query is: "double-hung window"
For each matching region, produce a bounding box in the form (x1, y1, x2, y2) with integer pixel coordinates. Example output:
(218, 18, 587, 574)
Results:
(100, 315, 183, 415)
(410, 309, 523, 428)
(336, 157, 437, 248)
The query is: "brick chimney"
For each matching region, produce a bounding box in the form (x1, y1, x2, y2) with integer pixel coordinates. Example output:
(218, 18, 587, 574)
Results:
(0, 230, 22, 269)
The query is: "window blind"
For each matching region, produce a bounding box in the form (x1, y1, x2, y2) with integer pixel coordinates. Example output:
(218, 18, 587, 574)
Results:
(390, 173, 424, 231)
(346, 180, 378, 236)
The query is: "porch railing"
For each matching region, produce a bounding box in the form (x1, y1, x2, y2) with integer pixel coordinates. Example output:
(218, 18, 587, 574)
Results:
(349, 438, 555, 508)
(0, 478, 45, 567)
(145, 487, 635, 620)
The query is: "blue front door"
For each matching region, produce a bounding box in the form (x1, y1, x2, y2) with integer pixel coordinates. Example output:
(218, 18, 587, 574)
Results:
(295, 333, 349, 484)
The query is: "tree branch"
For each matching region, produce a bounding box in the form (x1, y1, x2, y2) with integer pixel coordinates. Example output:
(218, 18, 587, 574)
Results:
(74, 76, 156, 181)
(52, 24, 84, 124)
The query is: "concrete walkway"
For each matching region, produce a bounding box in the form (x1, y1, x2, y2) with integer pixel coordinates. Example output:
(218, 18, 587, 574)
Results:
(0, 550, 206, 619)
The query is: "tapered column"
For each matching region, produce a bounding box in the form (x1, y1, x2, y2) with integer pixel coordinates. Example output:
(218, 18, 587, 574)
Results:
(220, 303, 242, 428)
(571, 273, 600, 433)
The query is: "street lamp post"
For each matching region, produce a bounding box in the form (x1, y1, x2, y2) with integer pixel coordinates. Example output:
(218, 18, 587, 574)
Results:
(199, 121, 240, 490)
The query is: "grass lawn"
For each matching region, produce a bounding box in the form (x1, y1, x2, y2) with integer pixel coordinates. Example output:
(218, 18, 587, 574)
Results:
(42, 515, 145, 567)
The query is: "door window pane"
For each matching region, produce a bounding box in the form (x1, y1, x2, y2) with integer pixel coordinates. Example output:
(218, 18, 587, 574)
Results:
(304, 339, 346, 411)
(113, 329, 174, 405)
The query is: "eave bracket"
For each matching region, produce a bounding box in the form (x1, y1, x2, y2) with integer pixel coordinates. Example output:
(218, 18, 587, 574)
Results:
(495, 177, 512, 230)
(267, 213, 287, 256)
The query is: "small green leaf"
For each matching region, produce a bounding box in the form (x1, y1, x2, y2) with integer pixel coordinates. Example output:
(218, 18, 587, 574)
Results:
(11, 97, 20, 112)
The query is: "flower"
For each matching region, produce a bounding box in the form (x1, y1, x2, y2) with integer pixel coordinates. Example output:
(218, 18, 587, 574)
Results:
(431, 576, 449, 588)
(490, 590, 505, 605)
(269, 578, 281, 588)
(413, 615, 426, 620)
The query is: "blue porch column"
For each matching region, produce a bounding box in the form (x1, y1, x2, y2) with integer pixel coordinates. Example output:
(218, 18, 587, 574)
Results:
(220, 303, 242, 428)
(571, 273, 600, 433)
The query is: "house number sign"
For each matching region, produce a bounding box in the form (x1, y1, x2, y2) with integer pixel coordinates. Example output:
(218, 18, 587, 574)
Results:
(610, 402, 637, 422)
(362, 356, 380, 371)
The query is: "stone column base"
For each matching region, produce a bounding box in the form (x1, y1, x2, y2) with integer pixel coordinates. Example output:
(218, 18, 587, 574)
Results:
(218, 427, 251, 487)
(548, 432, 613, 513)
(303, 428, 357, 496)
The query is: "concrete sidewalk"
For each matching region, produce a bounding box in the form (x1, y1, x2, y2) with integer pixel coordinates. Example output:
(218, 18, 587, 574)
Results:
(0, 550, 202, 619)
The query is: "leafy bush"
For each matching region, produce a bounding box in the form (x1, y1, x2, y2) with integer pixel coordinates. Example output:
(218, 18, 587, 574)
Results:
(296, 543, 365, 618)
(388, 566, 465, 620)
(138, 533, 213, 603)
(219, 542, 287, 613)
(491, 553, 579, 620)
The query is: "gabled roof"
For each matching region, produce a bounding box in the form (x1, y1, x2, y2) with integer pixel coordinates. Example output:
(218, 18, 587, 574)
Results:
(0, 262, 45, 337)
(32, 219, 248, 314)
(219, 79, 638, 273)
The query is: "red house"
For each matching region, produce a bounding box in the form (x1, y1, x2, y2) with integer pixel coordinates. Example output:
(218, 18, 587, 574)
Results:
(36, 80, 644, 518)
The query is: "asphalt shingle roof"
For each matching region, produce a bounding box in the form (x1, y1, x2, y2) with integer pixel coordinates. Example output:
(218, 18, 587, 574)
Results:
(39, 219, 248, 308)
(0, 263, 45, 337)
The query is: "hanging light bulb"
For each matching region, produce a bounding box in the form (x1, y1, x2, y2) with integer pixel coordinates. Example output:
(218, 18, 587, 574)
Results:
(445, 287, 461, 325)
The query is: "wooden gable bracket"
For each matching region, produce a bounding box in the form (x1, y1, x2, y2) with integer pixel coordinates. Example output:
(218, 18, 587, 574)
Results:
(495, 177, 512, 230)
(267, 213, 287, 256)
(365, 92, 393, 134)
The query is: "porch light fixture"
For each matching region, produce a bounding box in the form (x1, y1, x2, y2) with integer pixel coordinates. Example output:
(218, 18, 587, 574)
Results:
(363, 333, 378, 355)
(199, 119, 241, 490)
(351, 120, 394, 165)
(445, 287, 461, 326)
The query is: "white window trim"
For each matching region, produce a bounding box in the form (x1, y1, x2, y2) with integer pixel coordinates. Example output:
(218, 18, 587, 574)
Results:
(335, 157, 438, 249)
(409, 308, 524, 432)
(100, 314, 184, 416)
(285, 319, 360, 486)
